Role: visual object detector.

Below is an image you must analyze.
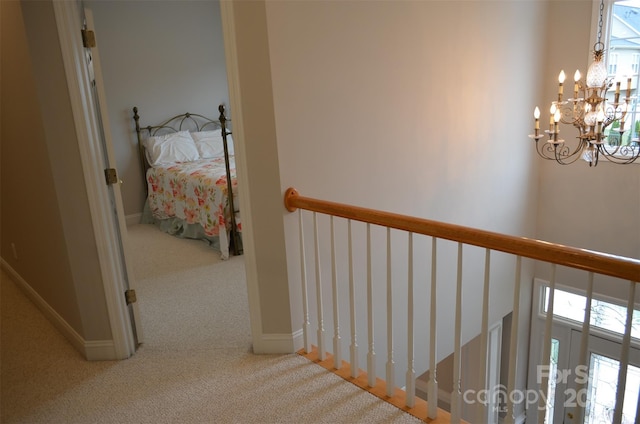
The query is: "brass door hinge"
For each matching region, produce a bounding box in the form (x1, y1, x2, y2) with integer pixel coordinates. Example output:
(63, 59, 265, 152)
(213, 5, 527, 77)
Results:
(81, 29, 96, 48)
(104, 168, 118, 185)
(125, 289, 137, 305)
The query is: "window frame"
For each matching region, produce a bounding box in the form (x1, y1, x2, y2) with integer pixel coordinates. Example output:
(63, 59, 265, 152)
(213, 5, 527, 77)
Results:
(609, 52, 619, 76)
(631, 53, 640, 74)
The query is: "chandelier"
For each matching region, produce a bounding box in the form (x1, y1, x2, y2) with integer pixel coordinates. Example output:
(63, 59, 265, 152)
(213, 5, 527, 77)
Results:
(529, 0, 640, 166)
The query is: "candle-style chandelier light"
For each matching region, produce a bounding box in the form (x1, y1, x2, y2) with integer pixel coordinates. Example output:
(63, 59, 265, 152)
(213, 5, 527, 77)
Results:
(529, 0, 640, 166)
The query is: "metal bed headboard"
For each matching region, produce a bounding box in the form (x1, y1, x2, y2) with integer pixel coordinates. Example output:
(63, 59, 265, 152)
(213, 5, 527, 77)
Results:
(133, 105, 229, 174)
(132, 104, 241, 255)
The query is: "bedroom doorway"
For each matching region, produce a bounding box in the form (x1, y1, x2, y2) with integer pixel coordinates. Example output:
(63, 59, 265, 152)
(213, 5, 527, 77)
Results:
(83, 0, 252, 354)
(58, 0, 295, 358)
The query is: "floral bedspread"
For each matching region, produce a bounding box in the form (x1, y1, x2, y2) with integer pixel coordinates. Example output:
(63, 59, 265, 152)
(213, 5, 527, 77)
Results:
(146, 157, 241, 256)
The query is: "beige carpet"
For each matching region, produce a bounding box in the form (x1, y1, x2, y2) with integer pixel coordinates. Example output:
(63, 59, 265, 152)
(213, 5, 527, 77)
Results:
(1, 224, 423, 424)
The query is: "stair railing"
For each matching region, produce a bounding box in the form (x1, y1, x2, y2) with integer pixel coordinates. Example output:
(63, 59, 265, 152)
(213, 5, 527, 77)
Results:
(284, 188, 640, 424)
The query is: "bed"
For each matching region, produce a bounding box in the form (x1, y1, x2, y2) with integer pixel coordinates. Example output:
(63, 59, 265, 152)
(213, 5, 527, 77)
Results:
(133, 104, 242, 259)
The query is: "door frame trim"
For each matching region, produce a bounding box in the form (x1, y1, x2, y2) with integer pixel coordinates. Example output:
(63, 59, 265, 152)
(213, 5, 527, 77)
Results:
(219, 0, 272, 353)
(53, 0, 135, 359)
(83, 6, 144, 346)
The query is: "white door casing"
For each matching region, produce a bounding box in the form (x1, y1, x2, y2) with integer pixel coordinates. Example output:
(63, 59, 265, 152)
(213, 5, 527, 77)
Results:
(52, 0, 138, 359)
(83, 6, 143, 345)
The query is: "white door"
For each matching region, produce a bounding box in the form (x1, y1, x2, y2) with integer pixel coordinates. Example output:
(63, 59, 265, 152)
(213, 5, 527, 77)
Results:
(538, 328, 640, 424)
(530, 284, 640, 424)
(82, 6, 144, 345)
(528, 281, 640, 424)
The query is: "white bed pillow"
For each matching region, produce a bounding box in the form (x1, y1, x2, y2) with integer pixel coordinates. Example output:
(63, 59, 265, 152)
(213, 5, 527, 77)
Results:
(143, 131, 200, 166)
(191, 130, 234, 159)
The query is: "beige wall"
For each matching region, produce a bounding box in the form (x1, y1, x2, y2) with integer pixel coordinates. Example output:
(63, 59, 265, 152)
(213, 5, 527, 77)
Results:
(1, 0, 111, 342)
(256, 0, 638, 400)
(1, 0, 83, 335)
(264, 0, 544, 392)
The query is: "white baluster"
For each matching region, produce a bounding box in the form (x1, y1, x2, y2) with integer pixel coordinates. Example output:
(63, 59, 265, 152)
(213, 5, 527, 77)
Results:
(386, 227, 395, 397)
(348, 220, 359, 378)
(313, 212, 326, 360)
(367, 223, 376, 387)
(406, 232, 416, 408)
(450, 242, 463, 424)
(331, 216, 342, 369)
(427, 237, 438, 419)
(505, 256, 522, 424)
(612, 281, 636, 424)
(477, 248, 490, 424)
(539, 264, 556, 424)
(298, 210, 311, 353)
(574, 272, 594, 424)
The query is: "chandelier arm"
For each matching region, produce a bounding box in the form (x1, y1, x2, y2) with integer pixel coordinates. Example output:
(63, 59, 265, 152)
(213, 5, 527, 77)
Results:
(553, 146, 586, 165)
(597, 144, 640, 164)
(534, 140, 585, 165)
(604, 143, 622, 155)
(534, 141, 557, 161)
(558, 138, 591, 162)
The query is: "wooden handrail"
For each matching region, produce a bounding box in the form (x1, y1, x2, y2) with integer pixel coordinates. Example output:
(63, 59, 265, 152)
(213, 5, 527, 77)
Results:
(284, 188, 640, 283)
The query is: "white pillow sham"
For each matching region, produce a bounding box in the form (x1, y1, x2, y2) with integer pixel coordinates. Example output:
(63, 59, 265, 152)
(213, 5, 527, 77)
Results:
(191, 130, 234, 159)
(143, 131, 200, 166)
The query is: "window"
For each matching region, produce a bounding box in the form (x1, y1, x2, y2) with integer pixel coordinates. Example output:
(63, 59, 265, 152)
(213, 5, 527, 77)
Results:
(603, 1, 640, 146)
(542, 286, 640, 340)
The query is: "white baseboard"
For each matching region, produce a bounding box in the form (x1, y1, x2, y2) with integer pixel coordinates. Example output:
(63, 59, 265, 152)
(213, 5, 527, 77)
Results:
(84, 339, 117, 360)
(125, 213, 142, 226)
(1, 258, 116, 361)
(291, 328, 304, 351)
(253, 329, 304, 354)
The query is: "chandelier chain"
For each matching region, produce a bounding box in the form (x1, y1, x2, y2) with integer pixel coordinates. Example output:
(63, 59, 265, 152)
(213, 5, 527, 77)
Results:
(597, 0, 604, 47)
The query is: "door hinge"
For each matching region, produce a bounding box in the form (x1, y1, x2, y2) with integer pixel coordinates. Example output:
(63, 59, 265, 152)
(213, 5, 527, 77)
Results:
(105, 168, 118, 185)
(125, 289, 137, 305)
(81, 29, 96, 48)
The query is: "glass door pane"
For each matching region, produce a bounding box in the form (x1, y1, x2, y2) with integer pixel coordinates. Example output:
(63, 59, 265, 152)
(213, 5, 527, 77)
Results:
(584, 352, 640, 424)
(545, 338, 560, 424)
(566, 331, 640, 424)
